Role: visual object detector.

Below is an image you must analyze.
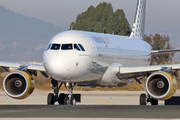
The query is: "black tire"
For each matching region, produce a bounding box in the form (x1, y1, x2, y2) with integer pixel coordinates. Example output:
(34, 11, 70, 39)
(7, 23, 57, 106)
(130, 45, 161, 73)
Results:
(58, 93, 66, 105)
(70, 96, 76, 105)
(140, 93, 147, 105)
(64, 96, 68, 105)
(47, 93, 55, 105)
(150, 98, 158, 105)
(64, 96, 76, 105)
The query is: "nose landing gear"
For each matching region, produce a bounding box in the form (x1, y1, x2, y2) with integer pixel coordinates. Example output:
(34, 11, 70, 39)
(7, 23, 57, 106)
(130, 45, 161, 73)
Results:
(64, 83, 76, 105)
(47, 78, 77, 105)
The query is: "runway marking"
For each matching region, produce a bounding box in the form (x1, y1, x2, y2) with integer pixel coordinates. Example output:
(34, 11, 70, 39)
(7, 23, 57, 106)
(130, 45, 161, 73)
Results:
(158, 103, 164, 105)
(96, 89, 99, 93)
(0, 98, 12, 104)
(102, 101, 117, 103)
(0, 101, 9, 103)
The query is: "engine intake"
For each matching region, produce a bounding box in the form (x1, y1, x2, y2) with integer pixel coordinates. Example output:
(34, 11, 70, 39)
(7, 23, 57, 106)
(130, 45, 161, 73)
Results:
(3, 71, 35, 99)
(146, 71, 177, 100)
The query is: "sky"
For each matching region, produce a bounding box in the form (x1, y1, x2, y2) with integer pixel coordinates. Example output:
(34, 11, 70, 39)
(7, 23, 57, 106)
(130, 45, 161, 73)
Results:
(1, 0, 180, 60)
(0, 0, 179, 33)
(0, 0, 180, 44)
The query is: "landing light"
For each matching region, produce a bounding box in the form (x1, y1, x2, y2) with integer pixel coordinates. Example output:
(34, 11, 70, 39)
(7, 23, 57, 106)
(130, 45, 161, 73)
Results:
(66, 82, 69, 87)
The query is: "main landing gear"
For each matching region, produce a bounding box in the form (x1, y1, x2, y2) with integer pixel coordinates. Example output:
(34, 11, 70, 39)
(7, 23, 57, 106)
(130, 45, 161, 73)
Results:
(47, 78, 76, 105)
(140, 93, 158, 105)
(135, 77, 158, 105)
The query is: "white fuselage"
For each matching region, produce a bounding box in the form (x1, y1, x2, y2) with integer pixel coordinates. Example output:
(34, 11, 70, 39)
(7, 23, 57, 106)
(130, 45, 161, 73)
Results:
(43, 30, 152, 87)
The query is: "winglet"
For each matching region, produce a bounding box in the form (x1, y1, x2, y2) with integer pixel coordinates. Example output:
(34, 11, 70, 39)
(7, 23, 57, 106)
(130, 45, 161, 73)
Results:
(130, 0, 146, 39)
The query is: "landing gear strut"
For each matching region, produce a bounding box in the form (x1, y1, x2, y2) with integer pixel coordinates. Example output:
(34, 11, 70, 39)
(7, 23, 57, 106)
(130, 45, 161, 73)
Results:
(47, 78, 76, 105)
(135, 77, 158, 105)
(64, 83, 76, 105)
(47, 78, 62, 105)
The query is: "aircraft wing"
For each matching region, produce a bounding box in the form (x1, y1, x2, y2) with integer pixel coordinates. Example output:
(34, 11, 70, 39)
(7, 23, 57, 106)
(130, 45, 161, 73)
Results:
(151, 49, 180, 55)
(0, 61, 46, 72)
(118, 64, 180, 79)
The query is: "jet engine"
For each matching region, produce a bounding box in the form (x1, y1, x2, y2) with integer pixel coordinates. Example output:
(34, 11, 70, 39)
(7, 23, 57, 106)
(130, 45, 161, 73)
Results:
(3, 71, 35, 99)
(146, 71, 177, 100)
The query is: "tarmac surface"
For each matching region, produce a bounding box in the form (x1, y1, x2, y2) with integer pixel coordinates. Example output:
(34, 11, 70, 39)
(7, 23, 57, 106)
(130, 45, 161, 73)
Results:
(0, 90, 149, 105)
(0, 105, 180, 118)
(0, 90, 180, 119)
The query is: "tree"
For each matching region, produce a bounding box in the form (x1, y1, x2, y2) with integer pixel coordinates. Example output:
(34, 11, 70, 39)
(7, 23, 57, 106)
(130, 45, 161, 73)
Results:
(69, 2, 131, 36)
(144, 34, 174, 65)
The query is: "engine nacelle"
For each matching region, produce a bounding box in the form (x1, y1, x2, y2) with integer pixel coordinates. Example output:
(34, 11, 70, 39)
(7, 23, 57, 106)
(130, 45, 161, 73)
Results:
(3, 71, 35, 99)
(146, 71, 177, 100)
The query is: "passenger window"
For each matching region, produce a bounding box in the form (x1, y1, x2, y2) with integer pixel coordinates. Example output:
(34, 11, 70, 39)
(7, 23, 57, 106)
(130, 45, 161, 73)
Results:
(45, 44, 51, 51)
(61, 44, 73, 50)
(78, 44, 85, 51)
(51, 44, 60, 50)
(74, 44, 81, 51)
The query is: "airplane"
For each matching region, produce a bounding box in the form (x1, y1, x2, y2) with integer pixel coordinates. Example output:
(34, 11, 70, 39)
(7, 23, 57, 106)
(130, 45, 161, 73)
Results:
(1, 0, 180, 105)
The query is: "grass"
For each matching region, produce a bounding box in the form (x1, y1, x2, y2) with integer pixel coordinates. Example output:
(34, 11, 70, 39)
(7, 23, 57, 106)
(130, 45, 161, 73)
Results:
(33, 75, 146, 91)
(0, 72, 8, 91)
(0, 71, 180, 91)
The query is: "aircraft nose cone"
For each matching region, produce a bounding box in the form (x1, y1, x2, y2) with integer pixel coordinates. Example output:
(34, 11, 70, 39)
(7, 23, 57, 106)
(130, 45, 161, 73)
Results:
(43, 52, 71, 79)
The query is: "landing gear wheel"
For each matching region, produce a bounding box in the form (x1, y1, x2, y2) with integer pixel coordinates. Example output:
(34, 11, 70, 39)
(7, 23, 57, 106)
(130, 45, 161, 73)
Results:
(72, 98, 76, 105)
(150, 98, 158, 105)
(64, 96, 76, 105)
(140, 93, 147, 105)
(47, 93, 55, 105)
(64, 96, 69, 105)
(70, 96, 76, 105)
(58, 93, 66, 105)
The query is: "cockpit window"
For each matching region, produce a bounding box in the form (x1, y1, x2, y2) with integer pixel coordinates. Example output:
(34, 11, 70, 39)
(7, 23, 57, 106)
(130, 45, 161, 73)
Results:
(74, 44, 81, 51)
(61, 44, 73, 50)
(45, 44, 51, 51)
(51, 43, 60, 50)
(78, 44, 85, 51)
